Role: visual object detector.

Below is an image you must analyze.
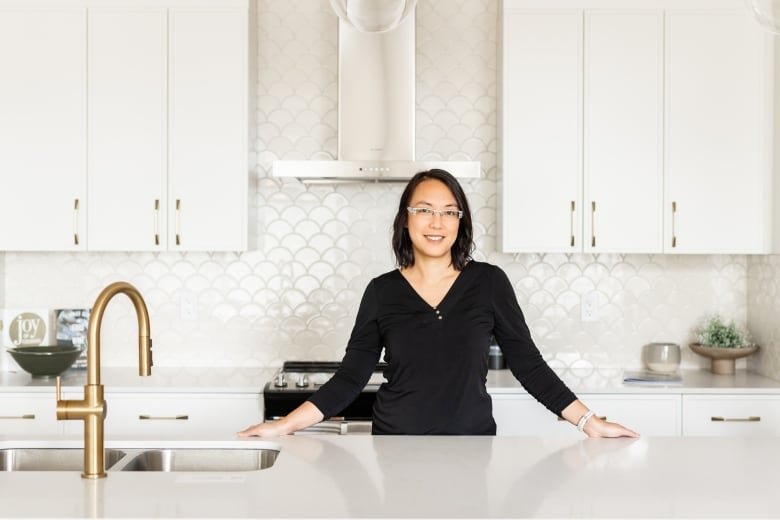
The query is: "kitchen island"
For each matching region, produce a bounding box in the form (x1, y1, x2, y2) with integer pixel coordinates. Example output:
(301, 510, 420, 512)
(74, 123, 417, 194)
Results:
(1, 433, 778, 519)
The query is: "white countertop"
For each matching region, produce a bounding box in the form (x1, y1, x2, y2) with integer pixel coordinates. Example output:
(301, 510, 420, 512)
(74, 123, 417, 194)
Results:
(1, 433, 779, 519)
(3, 366, 780, 395)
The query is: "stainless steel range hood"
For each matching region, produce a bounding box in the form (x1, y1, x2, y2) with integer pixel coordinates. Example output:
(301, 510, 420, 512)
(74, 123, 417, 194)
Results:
(272, 11, 481, 184)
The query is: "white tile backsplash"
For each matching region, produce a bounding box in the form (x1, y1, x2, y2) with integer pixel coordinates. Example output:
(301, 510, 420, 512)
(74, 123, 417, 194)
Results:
(0, 1, 760, 378)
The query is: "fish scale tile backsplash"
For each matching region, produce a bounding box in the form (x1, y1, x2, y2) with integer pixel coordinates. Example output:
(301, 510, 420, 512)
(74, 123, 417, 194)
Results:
(0, 0, 764, 378)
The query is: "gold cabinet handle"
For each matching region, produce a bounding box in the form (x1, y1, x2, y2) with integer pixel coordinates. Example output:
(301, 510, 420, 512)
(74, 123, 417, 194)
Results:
(570, 200, 575, 247)
(73, 198, 80, 245)
(139, 414, 189, 421)
(175, 199, 181, 246)
(154, 199, 160, 246)
(671, 201, 677, 248)
(590, 201, 596, 247)
(0, 414, 35, 420)
(711, 416, 761, 422)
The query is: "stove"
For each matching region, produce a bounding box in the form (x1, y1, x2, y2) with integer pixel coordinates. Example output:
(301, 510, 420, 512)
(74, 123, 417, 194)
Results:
(263, 361, 387, 433)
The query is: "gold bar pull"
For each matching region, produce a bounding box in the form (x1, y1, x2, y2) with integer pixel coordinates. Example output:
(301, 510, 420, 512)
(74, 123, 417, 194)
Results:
(73, 198, 80, 245)
(570, 200, 575, 247)
(671, 201, 677, 248)
(154, 199, 160, 246)
(175, 199, 181, 246)
(590, 201, 596, 248)
(0, 414, 35, 420)
(139, 414, 189, 421)
(711, 416, 761, 422)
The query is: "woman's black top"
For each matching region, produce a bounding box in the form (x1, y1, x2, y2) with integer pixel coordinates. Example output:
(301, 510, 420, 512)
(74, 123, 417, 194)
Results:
(307, 261, 577, 435)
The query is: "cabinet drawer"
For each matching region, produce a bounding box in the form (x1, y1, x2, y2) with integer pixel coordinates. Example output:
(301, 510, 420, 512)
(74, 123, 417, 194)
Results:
(682, 395, 780, 436)
(0, 394, 61, 435)
(63, 393, 262, 437)
(492, 393, 681, 437)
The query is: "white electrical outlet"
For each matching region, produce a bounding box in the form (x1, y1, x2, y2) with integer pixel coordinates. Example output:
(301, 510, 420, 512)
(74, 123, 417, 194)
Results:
(581, 291, 600, 322)
(181, 290, 197, 321)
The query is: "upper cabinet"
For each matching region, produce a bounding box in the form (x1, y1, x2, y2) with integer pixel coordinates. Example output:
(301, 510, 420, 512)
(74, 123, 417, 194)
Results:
(0, 1, 253, 252)
(500, 0, 774, 254)
(0, 8, 87, 251)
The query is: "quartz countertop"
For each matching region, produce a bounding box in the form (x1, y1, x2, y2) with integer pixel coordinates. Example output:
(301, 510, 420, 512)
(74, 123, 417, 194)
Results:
(0, 433, 778, 519)
(2, 366, 780, 394)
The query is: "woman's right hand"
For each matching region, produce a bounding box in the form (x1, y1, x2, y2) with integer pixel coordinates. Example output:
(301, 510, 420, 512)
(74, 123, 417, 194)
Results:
(237, 401, 325, 438)
(237, 421, 288, 438)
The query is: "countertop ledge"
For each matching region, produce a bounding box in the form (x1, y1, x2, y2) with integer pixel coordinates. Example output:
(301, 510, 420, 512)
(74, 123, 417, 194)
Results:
(1, 434, 779, 519)
(2, 367, 780, 394)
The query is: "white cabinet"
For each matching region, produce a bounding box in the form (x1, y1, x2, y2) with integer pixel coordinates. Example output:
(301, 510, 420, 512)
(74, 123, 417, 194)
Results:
(0, 8, 87, 251)
(501, 7, 662, 253)
(0, 1, 251, 252)
(0, 394, 61, 435)
(664, 9, 772, 253)
(62, 393, 262, 437)
(583, 12, 663, 253)
(167, 8, 250, 251)
(87, 8, 167, 251)
(682, 395, 780, 436)
(87, 4, 250, 251)
(492, 393, 681, 437)
(500, 0, 772, 254)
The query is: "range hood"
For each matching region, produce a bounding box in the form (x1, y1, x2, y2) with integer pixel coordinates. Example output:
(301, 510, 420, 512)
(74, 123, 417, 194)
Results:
(272, 9, 481, 184)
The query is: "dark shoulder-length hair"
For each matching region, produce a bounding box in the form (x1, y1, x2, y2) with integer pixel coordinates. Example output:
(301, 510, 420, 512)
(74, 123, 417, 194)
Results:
(391, 169, 474, 271)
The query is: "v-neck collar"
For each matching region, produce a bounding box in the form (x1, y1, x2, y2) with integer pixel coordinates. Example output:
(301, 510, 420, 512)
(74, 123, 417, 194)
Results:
(396, 261, 471, 310)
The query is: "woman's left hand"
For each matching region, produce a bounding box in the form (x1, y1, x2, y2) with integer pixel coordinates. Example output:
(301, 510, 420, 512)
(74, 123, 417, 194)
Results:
(582, 416, 640, 438)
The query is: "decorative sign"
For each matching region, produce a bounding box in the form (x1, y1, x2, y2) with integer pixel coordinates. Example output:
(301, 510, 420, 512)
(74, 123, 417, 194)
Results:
(2, 309, 50, 347)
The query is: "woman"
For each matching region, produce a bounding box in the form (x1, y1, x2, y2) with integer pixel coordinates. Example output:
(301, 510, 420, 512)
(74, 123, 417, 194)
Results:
(239, 169, 638, 437)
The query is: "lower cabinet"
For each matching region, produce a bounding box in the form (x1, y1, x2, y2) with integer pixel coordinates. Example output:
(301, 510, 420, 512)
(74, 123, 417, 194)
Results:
(492, 393, 681, 437)
(682, 395, 780, 437)
(0, 394, 62, 435)
(61, 393, 262, 437)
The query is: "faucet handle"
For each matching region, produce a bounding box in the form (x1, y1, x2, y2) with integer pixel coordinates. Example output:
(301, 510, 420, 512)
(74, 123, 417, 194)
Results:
(55, 376, 61, 401)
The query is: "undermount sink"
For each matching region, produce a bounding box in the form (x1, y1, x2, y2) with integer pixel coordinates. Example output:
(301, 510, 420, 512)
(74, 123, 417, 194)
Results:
(0, 447, 279, 472)
(117, 449, 279, 472)
(0, 448, 127, 472)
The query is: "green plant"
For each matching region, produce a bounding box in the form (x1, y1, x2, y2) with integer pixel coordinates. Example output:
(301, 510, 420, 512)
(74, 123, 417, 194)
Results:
(696, 315, 748, 348)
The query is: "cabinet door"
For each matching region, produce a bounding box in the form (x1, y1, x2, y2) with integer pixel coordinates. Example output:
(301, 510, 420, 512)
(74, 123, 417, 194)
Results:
(87, 393, 262, 437)
(683, 395, 780, 436)
(492, 393, 681, 437)
(0, 9, 86, 251)
(500, 10, 582, 253)
(665, 11, 769, 253)
(0, 394, 62, 435)
(584, 11, 663, 253)
(168, 8, 248, 251)
(87, 8, 167, 251)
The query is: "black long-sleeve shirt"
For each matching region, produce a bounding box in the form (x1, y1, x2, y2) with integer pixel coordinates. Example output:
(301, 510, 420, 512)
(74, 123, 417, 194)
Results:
(308, 261, 577, 435)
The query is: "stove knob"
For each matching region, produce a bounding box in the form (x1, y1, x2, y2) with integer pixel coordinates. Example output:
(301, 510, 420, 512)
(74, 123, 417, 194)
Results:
(295, 374, 309, 388)
(274, 372, 287, 388)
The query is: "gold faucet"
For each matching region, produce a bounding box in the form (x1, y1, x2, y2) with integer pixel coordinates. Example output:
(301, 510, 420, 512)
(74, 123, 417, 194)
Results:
(55, 281, 153, 479)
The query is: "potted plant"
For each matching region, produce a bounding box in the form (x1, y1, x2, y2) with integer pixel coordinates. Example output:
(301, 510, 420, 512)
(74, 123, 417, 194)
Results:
(690, 315, 759, 374)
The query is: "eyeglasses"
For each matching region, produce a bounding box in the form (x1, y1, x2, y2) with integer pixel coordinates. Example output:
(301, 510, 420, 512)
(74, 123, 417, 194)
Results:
(407, 207, 463, 220)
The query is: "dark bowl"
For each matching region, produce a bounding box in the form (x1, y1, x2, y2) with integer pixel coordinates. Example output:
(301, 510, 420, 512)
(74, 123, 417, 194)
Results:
(7, 346, 82, 378)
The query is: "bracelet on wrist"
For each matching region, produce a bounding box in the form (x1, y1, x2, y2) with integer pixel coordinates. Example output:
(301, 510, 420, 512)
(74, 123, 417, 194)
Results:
(577, 410, 595, 432)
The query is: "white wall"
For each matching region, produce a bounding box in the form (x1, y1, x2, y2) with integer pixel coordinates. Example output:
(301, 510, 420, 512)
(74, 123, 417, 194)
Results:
(0, 0, 752, 381)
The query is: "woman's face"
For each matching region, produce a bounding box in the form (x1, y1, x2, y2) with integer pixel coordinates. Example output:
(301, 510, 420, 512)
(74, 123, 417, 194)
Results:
(405, 179, 460, 263)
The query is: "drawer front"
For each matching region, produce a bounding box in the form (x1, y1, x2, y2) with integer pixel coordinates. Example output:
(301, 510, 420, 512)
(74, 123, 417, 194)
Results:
(63, 393, 262, 437)
(683, 395, 780, 436)
(491, 393, 681, 437)
(0, 394, 62, 435)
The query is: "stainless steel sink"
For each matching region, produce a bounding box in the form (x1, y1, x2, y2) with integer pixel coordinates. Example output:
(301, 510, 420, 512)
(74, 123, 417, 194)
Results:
(115, 448, 278, 472)
(0, 447, 279, 472)
(0, 448, 126, 472)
